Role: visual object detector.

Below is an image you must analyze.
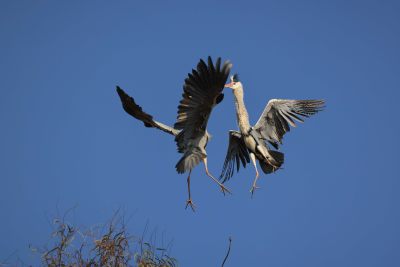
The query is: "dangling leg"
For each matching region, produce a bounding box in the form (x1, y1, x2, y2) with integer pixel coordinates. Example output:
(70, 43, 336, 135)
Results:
(249, 153, 260, 197)
(185, 170, 195, 212)
(203, 158, 231, 195)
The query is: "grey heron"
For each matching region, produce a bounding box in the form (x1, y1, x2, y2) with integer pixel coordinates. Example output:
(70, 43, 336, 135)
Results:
(116, 57, 232, 211)
(221, 74, 325, 196)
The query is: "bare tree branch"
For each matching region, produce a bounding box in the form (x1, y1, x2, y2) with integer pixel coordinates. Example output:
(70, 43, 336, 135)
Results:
(221, 236, 232, 267)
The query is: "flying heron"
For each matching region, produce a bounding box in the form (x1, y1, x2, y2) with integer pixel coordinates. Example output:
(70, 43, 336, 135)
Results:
(221, 74, 325, 196)
(116, 57, 232, 211)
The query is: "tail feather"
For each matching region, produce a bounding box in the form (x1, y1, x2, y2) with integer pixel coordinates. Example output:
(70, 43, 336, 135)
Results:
(260, 150, 284, 174)
(259, 161, 275, 174)
(175, 149, 206, 174)
(269, 150, 284, 167)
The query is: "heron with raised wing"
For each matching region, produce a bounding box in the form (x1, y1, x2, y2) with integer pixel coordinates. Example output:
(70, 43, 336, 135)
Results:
(221, 74, 325, 196)
(117, 57, 232, 211)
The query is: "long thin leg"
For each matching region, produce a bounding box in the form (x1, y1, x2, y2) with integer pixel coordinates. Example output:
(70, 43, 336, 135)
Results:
(249, 153, 260, 197)
(185, 170, 195, 212)
(203, 158, 231, 195)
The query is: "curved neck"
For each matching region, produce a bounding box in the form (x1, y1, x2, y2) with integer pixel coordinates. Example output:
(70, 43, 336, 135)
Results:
(232, 87, 251, 133)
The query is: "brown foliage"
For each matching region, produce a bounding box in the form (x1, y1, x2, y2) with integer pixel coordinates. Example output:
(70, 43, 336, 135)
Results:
(30, 214, 177, 267)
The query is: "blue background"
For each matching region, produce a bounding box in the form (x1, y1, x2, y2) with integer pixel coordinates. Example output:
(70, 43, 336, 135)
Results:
(1, 1, 399, 266)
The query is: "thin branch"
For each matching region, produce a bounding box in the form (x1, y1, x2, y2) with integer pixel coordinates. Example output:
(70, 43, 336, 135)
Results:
(221, 236, 232, 267)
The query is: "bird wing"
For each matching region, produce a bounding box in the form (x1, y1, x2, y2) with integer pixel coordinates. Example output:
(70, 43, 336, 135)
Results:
(253, 99, 325, 149)
(174, 56, 232, 149)
(116, 86, 179, 136)
(219, 130, 250, 183)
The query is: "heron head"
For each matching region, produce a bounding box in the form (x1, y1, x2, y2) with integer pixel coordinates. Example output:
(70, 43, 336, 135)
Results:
(224, 74, 242, 90)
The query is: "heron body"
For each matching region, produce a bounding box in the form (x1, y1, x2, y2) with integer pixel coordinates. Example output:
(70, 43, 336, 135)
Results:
(232, 87, 276, 164)
(117, 57, 232, 210)
(221, 74, 324, 195)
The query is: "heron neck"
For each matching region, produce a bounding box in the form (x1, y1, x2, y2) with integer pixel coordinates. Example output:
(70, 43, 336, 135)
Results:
(233, 87, 251, 133)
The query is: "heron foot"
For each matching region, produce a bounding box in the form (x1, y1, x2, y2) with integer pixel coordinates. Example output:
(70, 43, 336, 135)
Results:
(185, 199, 196, 212)
(219, 184, 232, 196)
(250, 184, 260, 197)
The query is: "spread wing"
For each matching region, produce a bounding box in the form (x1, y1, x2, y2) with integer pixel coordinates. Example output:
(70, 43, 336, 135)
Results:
(253, 99, 325, 149)
(174, 56, 232, 149)
(219, 131, 250, 183)
(116, 86, 179, 136)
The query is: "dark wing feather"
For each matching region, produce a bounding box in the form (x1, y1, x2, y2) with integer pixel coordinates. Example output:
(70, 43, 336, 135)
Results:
(219, 131, 250, 183)
(174, 57, 232, 148)
(253, 99, 325, 148)
(116, 86, 179, 136)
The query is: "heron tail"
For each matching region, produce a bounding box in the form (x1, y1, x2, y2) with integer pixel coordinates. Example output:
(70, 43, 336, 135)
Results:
(269, 150, 284, 166)
(175, 150, 206, 174)
(260, 150, 284, 174)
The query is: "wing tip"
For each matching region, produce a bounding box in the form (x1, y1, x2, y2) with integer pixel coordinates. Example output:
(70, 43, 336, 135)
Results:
(116, 85, 124, 94)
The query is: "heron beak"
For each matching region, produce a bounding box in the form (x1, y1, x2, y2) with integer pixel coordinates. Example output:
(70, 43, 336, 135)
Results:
(224, 82, 234, 88)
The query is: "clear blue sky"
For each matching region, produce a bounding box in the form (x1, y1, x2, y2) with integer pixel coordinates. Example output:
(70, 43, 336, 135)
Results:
(1, 1, 399, 266)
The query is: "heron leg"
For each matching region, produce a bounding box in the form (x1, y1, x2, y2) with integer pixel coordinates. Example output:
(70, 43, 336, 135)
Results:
(185, 170, 195, 212)
(203, 158, 231, 195)
(249, 153, 260, 197)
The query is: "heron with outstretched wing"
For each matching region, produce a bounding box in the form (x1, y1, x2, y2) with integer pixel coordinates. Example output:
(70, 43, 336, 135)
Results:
(117, 57, 232, 211)
(221, 74, 325, 196)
